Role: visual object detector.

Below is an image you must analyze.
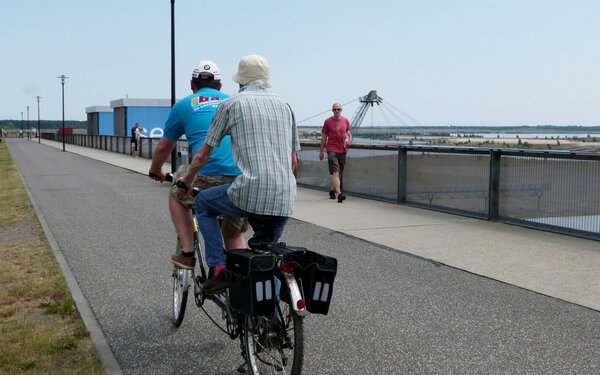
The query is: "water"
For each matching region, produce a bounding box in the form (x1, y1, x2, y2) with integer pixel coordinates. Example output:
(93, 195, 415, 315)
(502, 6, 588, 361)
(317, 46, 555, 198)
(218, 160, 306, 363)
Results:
(352, 137, 426, 145)
(450, 133, 600, 139)
(299, 146, 399, 161)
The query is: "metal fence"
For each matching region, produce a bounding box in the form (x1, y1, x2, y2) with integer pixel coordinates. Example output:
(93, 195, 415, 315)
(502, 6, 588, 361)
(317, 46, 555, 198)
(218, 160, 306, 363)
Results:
(41, 133, 600, 241)
(42, 133, 189, 165)
(298, 143, 600, 241)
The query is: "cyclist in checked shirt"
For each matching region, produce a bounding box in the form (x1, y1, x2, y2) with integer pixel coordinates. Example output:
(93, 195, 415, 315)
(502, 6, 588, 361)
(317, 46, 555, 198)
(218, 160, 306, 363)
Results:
(177, 54, 300, 293)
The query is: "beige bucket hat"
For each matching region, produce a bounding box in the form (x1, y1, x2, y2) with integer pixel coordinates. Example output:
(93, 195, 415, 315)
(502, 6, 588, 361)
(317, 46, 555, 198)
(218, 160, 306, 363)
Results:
(232, 54, 271, 88)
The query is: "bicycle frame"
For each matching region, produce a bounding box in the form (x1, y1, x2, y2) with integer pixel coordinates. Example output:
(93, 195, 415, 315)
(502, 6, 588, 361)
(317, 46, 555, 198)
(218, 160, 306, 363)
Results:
(162, 172, 308, 373)
(187, 213, 308, 328)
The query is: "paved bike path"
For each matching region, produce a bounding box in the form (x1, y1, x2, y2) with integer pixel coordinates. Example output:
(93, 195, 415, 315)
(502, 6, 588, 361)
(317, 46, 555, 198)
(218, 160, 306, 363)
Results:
(7, 138, 600, 375)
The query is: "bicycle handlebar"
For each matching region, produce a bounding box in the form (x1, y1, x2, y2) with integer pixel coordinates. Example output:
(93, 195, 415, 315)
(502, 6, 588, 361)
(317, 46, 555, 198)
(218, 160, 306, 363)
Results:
(149, 172, 199, 196)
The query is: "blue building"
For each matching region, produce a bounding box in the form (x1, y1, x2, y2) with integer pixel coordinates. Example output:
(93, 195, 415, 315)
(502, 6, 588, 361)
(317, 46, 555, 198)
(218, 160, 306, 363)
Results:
(86, 106, 114, 135)
(110, 98, 171, 139)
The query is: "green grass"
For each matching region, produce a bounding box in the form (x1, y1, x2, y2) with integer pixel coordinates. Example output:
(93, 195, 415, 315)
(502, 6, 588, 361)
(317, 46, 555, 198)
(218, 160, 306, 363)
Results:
(0, 142, 105, 374)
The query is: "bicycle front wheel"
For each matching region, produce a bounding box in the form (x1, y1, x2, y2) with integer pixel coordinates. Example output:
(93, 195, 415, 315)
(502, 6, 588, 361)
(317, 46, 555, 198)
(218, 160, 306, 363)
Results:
(172, 237, 191, 327)
(243, 294, 304, 375)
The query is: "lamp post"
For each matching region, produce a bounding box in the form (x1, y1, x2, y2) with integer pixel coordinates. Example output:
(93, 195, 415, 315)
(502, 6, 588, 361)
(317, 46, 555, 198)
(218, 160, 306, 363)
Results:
(21, 111, 23, 137)
(35, 96, 41, 143)
(170, 0, 177, 173)
(27, 106, 30, 140)
(57, 75, 68, 152)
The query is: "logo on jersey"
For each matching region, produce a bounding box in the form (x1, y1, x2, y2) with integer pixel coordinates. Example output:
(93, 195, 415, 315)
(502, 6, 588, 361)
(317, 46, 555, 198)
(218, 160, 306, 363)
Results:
(191, 95, 221, 108)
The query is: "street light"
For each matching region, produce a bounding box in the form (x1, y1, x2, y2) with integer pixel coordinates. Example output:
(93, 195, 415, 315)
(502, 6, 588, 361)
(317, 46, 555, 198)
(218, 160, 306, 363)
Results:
(27, 106, 30, 140)
(170, 0, 177, 173)
(35, 96, 41, 144)
(21, 111, 23, 138)
(57, 75, 69, 152)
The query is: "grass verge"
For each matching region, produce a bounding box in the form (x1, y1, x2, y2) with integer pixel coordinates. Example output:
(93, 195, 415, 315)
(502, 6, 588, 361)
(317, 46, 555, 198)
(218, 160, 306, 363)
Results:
(0, 142, 105, 374)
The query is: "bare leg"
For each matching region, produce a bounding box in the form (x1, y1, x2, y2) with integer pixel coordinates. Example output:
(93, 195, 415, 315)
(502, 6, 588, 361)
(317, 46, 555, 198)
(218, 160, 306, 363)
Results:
(169, 195, 194, 251)
(224, 233, 247, 249)
(171, 194, 246, 251)
(332, 171, 341, 195)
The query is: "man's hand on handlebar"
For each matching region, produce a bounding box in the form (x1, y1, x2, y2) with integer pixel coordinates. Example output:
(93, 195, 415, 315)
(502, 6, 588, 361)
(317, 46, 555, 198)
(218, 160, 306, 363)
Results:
(174, 169, 196, 196)
(149, 169, 197, 197)
(148, 169, 166, 182)
(175, 172, 194, 194)
(175, 179, 190, 193)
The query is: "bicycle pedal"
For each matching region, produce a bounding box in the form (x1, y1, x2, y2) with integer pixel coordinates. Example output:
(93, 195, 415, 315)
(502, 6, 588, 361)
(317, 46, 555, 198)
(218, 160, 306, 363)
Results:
(207, 288, 226, 295)
(200, 286, 225, 297)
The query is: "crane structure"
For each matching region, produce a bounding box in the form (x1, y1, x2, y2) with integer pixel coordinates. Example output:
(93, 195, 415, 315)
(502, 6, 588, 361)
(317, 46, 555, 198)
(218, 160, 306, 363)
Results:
(349, 90, 383, 129)
(295, 89, 420, 128)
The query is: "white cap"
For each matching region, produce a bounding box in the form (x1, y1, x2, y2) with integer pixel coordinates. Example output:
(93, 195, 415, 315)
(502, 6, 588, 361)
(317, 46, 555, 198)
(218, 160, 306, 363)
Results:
(192, 60, 221, 80)
(232, 54, 271, 88)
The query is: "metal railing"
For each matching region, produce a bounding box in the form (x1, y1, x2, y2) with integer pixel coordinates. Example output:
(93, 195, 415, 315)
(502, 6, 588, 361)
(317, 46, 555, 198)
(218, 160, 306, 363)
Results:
(298, 143, 599, 241)
(42, 133, 189, 165)
(41, 133, 600, 241)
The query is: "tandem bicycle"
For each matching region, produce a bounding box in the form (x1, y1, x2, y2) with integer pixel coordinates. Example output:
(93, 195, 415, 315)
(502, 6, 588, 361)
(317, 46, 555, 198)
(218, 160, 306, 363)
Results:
(157, 173, 337, 375)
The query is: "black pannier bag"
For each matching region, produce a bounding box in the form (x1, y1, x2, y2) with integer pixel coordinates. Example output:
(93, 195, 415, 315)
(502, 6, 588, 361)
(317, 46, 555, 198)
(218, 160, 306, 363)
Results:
(277, 245, 338, 315)
(226, 248, 276, 316)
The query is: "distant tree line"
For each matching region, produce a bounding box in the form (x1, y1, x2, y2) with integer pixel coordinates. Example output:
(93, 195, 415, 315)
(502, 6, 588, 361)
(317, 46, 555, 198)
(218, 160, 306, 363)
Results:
(0, 120, 87, 130)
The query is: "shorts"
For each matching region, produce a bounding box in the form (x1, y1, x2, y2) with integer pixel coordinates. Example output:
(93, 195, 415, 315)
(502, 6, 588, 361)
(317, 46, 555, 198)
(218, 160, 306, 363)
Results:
(170, 165, 249, 236)
(131, 139, 138, 151)
(327, 151, 347, 174)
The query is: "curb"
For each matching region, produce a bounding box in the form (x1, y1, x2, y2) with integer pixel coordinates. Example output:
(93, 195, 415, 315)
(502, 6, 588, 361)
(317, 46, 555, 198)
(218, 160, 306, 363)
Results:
(17, 167, 123, 375)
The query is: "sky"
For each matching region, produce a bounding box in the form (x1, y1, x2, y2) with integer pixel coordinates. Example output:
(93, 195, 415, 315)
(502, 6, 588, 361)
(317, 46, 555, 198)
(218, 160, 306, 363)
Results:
(2, 0, 600, 127)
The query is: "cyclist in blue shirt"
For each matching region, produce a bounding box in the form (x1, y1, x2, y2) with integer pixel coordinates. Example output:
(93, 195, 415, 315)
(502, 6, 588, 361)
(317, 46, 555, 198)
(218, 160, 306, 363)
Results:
(149, 60, 248, 270)
(177, 55, 300, 292)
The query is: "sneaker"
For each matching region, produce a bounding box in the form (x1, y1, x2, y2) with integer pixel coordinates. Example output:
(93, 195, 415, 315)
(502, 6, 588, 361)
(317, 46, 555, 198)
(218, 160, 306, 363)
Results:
(171, 253, 196, 270)
(329, 190, 336, 199)
(203, 270, 228, 293)
(337, 194, 346, 203)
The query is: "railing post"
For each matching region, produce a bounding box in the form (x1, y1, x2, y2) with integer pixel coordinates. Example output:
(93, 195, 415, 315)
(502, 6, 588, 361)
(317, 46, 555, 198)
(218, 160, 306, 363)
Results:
(397, 146, 407, 204)
(488, 149, 501, 221)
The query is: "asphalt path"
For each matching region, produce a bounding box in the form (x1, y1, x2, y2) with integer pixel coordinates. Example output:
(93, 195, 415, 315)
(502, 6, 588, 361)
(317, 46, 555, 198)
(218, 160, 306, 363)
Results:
(7, 138, 600, 375)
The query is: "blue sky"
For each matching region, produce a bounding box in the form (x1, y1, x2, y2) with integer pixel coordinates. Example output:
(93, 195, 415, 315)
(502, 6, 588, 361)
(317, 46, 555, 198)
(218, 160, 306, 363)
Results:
(2, 1, 599, 126)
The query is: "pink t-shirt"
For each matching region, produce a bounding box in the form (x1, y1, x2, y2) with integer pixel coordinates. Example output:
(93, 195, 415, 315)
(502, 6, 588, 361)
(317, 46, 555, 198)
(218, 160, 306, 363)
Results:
(322, 116, 351, 154)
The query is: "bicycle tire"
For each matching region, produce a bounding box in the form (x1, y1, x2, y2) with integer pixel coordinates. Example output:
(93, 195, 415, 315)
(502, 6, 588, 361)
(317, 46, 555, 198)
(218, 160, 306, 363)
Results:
(172, 266, 189, 327)
(243, 292, 304, 375)
(172, 238, 189, 327)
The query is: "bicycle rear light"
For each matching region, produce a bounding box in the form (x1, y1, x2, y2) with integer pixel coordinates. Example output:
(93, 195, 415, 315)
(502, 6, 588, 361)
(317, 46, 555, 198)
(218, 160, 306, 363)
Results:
(279, 260, 297, 274)
(296, 299, 306, 310)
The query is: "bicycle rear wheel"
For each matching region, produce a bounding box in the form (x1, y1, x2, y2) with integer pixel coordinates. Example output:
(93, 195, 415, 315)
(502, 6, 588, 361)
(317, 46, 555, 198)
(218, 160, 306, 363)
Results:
(243, 294, 304, 375)
(172, 266, 191, 327)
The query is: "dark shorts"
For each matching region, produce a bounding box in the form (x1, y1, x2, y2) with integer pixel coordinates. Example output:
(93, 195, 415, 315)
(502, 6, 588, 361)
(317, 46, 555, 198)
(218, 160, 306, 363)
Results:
(327, 151, 346, 174)
(170, 165, 249, 236)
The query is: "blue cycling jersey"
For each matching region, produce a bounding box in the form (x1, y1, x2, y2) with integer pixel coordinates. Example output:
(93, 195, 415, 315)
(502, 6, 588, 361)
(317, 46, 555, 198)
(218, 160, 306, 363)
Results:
(163, 88, 239, 176)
